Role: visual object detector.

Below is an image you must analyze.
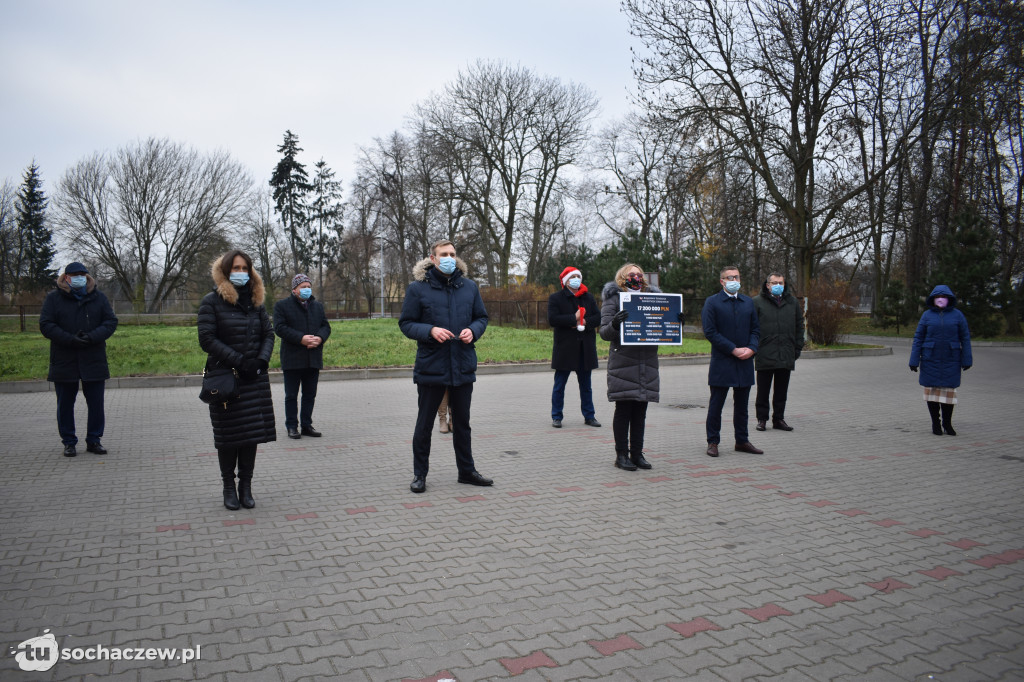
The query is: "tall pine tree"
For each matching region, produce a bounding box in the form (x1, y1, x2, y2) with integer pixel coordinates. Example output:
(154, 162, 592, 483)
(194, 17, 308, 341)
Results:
(269, 130, 311, 273)
(309, 159, 343, 291)
(931, 207, 1003, 338)
(16, 162, 56, 291)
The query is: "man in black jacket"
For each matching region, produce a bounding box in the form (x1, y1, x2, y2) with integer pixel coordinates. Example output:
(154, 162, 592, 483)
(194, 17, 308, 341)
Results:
(273, 274, 331, 439)
(398, 240, 491, 494)
(39, 262, 119, 457)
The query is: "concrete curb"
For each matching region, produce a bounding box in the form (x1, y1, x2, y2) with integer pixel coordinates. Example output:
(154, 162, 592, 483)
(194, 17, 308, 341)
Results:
(0, 346, 892, 394)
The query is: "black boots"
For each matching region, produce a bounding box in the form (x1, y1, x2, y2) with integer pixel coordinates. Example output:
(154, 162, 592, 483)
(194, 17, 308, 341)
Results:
(927, 401, 943, 435)
(237, 478, 255, 508)
(615, 451, 638, 471)
(223, 479, 240, 510)
(630, 451, 653, 470)
(941, 403, 956, 436)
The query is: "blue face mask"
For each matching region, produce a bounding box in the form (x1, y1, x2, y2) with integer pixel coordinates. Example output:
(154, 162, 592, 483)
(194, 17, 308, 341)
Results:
(298, 287, 312, 300)
(567, 277, 581, 289)
(437, 256, 457, 275)
(724, 280, 742, 294)
(229, 272, 250, 286)
(770, 284, 784, 296)
(69, 275, 87, 289)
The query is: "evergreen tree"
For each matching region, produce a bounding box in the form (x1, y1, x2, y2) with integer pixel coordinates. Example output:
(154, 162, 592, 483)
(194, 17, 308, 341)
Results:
(16, 162, 56, 291)
(269, 130, 311, 273)
(931, 207, 1003, 338)
(309, 159, 343, 290)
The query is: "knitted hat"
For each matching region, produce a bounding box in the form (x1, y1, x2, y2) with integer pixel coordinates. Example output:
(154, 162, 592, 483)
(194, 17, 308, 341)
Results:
(65, 262, 88, 275)
(291, 273, 312, 289)
(559, 266, 582, 287)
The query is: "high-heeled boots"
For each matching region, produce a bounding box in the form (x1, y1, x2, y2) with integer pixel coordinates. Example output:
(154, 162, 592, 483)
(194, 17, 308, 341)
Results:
(927, 401, 943, 435)
(218, 448, 240, 510)
(940, 403, 956, 436)
(237, 445, 256, 508)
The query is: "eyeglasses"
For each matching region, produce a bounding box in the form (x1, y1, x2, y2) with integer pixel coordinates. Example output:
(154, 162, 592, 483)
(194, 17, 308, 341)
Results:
(722, 275, 740, 281)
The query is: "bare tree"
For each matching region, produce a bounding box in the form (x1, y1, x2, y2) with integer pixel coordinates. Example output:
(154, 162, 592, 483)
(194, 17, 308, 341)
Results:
(53, 138, 253, 312)
(625, 0, 922, 291)
(419, 60, 597, 285)
(0, 179, 20, 298)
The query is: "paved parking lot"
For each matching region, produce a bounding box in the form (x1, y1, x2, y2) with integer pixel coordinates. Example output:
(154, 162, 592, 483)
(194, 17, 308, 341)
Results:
(1, 343, 1022, 681)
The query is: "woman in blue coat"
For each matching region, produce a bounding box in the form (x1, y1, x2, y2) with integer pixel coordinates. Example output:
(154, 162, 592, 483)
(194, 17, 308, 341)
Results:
(909, 284, 973, 435)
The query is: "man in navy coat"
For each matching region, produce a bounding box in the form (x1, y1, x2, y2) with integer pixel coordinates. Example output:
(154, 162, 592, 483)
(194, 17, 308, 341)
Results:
(701, 265, 763, 457)
(399, 240, 491, 494)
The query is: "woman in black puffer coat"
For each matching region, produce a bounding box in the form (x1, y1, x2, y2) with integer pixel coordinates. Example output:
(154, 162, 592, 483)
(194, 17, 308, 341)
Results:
(198, 250, 276, 510)
(599, 263, 661, 472)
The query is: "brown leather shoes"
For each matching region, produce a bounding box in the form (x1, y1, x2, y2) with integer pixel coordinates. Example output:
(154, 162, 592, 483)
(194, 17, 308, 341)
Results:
(735, 442, 764, 454)
(772, 419, 794, 431)
(706, 443, 719, 457)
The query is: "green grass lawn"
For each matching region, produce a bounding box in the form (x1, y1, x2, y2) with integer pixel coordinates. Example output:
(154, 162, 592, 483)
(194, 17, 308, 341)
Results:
(0, 319, 714, 382)
(844, 315, 1024, 342)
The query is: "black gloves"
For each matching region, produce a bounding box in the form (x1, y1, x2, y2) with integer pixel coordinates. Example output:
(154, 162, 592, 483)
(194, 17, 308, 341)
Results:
(74, 330, 91, 347)
(239, 358, 269, 380)
(677, 312, 685, 324)
(962, 365, 971, 371)
(909, 366, 918, 372)
(611, 309, 629, 330)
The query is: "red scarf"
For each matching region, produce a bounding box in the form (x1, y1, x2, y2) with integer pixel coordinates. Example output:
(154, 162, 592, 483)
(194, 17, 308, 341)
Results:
(570, 284, 588, 329)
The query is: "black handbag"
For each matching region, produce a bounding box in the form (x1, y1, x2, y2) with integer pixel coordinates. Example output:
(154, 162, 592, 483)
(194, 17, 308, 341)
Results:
(199, 368, 240, 406)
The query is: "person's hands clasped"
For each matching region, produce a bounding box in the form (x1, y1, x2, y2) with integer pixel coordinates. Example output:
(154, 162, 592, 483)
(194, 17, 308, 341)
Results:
(731, 347, 755, 360)
(611, 309, 629, 330)
(301, 334, 321, 349)
(430, 326, 456, 343)
(459, 328, 474, 344)
(238, 359, 259, 380)
(73, 330, 91, 347)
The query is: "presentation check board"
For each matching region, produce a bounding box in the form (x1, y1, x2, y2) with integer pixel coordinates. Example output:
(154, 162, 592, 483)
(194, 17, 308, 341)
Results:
(619, 292, 683, 345)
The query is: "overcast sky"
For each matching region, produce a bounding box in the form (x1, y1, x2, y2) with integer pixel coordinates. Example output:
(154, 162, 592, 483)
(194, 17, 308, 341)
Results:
(1, 0, 643, 196)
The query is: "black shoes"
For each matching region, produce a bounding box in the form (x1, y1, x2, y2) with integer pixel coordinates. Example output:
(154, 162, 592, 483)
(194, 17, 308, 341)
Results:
(630, 452, 652, 469)
(706, 443, 719, 457)
(735, 442, 764, 454)
(223, 481, 240, 510)
(585, 418, 602, 427)
(301, 426, 322, 437)
(86, 442, 107, 454)
(287, 428, 301, 439)
(552, 419, 562, 428)
(410, 476, 426, 493)
(772, 419, 794, 431)
(614, 452, 638, 471)
(458, 471, 493, 486)
(63, 444, 77, 457)
(756, 420, 767, 431)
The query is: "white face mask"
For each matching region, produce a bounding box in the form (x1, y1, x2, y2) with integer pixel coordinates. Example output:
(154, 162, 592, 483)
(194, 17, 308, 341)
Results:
(724, 280, 741, 294)
(567, 277, 581, 289)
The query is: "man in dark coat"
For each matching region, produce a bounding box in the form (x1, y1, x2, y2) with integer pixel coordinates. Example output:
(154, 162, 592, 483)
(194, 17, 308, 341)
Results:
(547, 266, 601, 428)
(399, 239, 491, 494)
(752, 272, 805, 432)
(39, 262, 119, 457)
(274, 273, 332, 439)
(702, 265, 762, 457)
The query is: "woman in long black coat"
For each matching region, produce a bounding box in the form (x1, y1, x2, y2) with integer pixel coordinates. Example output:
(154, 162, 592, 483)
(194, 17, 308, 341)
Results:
(548, 266, 601, 428)
(198, 250, 276, 510)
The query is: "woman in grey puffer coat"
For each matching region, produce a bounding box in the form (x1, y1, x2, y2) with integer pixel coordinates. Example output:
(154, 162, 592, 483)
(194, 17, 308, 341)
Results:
(600, 263, 660, 471)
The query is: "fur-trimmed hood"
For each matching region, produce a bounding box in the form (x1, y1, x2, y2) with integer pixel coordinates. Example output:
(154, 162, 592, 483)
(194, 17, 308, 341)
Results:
(211, 255, 265, 306)
(602, 280, 662, 300)
(55, 273, 98, 295)
(412, 256, 469, 282)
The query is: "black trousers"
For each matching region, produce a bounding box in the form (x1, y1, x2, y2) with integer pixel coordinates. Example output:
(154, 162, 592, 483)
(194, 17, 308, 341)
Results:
(218, 444, 257, 482)
(54, 380, 105, 446)
(755, 369, 792, 422)
(706, 385, 751, 444)
(412, 383, 475, 477)
(612, 400, 648, 455)
(283, 368, 320, 429)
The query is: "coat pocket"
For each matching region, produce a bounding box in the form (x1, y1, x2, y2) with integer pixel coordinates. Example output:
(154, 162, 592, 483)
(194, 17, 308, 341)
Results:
(921, 341, 935, 360)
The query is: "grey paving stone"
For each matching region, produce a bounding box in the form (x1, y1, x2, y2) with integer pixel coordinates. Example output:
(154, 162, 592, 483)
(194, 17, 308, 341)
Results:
(2, 347, 1023, 681)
